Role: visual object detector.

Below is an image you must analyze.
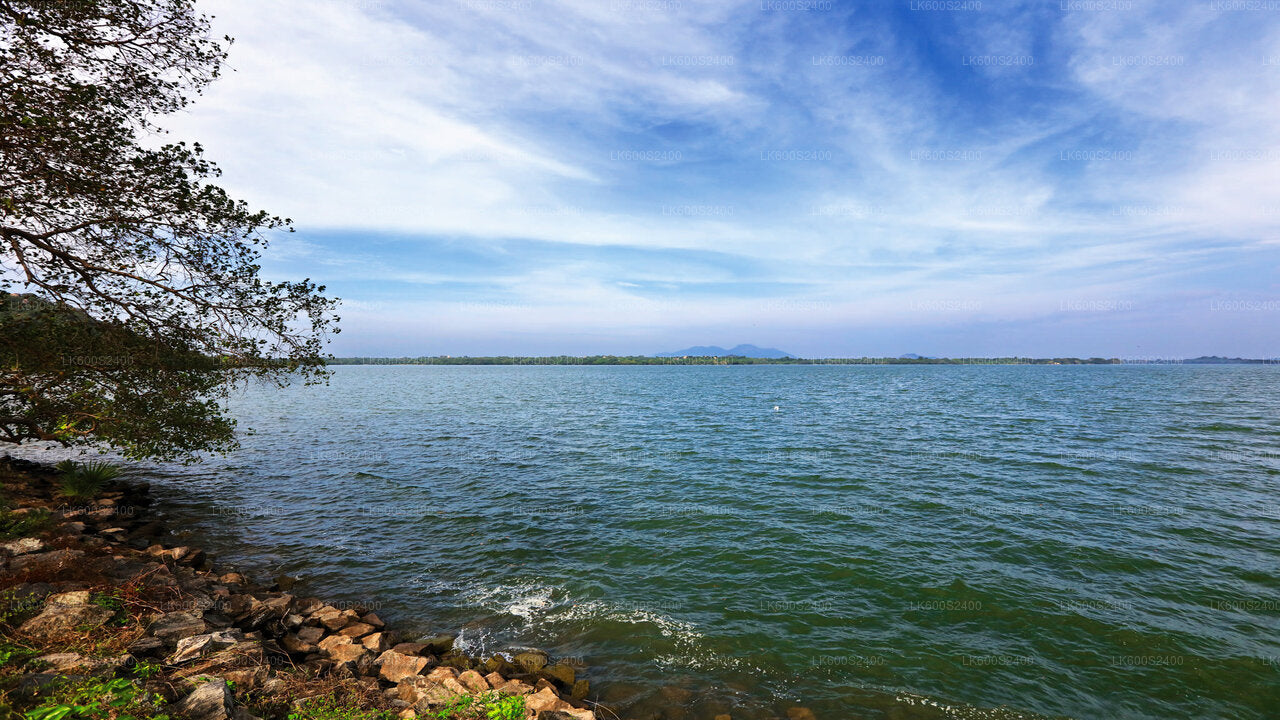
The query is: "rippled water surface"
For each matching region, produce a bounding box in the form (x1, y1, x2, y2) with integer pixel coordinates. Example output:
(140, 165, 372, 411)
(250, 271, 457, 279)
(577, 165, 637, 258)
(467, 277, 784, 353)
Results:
(50, 365, 1280, 718)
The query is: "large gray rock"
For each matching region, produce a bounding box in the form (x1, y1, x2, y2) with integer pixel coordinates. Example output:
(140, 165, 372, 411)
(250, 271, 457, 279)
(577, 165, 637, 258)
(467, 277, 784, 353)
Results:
(174, 680, 235, 720)
(147, 612, 207, 644)
(0, 538, 45, 556)
(168, 631, 242, 664)
(19, 596, 114, 638)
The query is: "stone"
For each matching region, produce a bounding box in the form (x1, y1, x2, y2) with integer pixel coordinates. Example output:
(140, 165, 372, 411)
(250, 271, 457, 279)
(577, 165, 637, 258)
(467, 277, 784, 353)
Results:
(484, 672, 506, 688)
(223, 667, 270, 692)
(219, 573, 246, 585)
(296, 625, 325, 644)
(362, 632, 391, 654)
(457, 669, 489, 693)
(407, 681, 462, 710)
(10, 549, 85, 574)
(361, 612, 384, 628)
(273, 574, 298, 591)
(338, 622, 375, 638)
(378, 651, 429, 683)
(19, 601, 114, 638)
(419, 634, 455, 655)
(514, 650, 549, 673)
(1, 538, 45, 556)
(283, 613, 304, 630)
(168, 631, 241, 664)
(127, 636, 166, 656)
(246, 595, 293, 627)
(714, 715, 732, 720)
(440, 678, 469, 695)
(318, 634, 353, 653)
(785, 709, 816, 720)
(495, 679, 534, 696)
(175, 680, 235, 720)
(425, 666, 458, 683)
(282, 633, 317, 654)
(48, 591, 92, 606)
(34, 653, 96, 672)
(313, 606, 349, 631)
(328, 644, 369, 664)
(62, 522, 87, 533)
(570, 680, 590, 700)
(542, 662, 575, 688)
(392, 642, 428, 655)
(525, 688, 572, 715)
(147, 612, 207, 644)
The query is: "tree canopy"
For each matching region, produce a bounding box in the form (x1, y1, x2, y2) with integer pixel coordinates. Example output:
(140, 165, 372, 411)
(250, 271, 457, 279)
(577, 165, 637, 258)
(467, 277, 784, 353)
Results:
(0, 0, 338, 460)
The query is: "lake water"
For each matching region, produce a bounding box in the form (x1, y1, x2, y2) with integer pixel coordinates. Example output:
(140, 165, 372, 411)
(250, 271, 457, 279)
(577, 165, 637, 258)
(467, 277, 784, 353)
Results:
(56, 365, 1280, 718)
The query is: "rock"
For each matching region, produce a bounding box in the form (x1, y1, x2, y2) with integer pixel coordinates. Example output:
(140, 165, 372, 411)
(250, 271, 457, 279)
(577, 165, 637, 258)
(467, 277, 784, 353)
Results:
(219, 573, 246, 585)
(525, 687, 573, 715)
(62, 522, 87, 533)
(785, 709, 816, 720)
(1, 538, 45, 556)
(175, 680, 235, 720)
(570, 680, 590, 700)
(338, 622, 375, 638)
(127, 636, 166, 656)
(484, 671, 506, 688)
(318, 634, 353, 654)
(438, 650, 475, 670)
(419, 634, 455, 655)
(328, 643, 370, 665)
(273, 574, 298, 591)
(223, 666, 270, 692)
(405, 680, 462, 710)
(147, 612, 207, 644)
(296, 625, 325, 644)
(392, 642, 428, 655)
(48, 590, 92, 606)
(441, 678, 469, 695)
(10, 549, 85, 574)
(34, 653, 96, 672)
(19, 601, 114, 638)
(542, 662, 575, 688)
(281, 633, 317, 654)
(313, 606, 349, 631)
(220, 594, 254, 621)
(495, 679, 535, 696)
(514, 650, 549, 673)
(425, 666, 458, 683)
(283, 613, 304, 630)
(457, 669, 490, 693)
(246, 594, 293, 627)
(168, 631, 241, 664)
(714, 715, 732, 720)
(361, 612, 385, 628)
(379, 651, 429, 683)
(362, 632, 391, 654)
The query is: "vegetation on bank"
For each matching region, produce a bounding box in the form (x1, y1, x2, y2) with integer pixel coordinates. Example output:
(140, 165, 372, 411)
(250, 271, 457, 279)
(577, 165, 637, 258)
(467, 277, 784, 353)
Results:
(0, 0, 338, 460)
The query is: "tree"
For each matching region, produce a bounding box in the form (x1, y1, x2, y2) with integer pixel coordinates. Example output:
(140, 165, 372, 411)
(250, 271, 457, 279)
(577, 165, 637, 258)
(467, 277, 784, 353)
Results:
(0, 0, 339, 460)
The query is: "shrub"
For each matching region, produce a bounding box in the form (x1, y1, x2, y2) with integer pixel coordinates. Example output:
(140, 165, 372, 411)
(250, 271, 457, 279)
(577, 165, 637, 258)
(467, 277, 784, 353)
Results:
(54, 461, 121, 500)
(0, 508, 52, 541)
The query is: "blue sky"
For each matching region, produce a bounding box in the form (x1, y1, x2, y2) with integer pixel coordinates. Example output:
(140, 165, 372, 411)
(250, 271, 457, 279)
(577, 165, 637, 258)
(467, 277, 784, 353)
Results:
(171, 0, 1280, 357)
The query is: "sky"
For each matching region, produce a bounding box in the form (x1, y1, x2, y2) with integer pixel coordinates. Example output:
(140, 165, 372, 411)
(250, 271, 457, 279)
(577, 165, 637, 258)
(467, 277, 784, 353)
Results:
(166, 0, 1280, 358)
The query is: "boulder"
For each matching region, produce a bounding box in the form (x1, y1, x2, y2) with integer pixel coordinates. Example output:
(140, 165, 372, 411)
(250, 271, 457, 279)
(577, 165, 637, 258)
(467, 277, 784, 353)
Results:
(338, 622, 375, 638)
(34, 653, 97, 672)
(296, 626, 325, 644)
(570, 680, 590, 700)
(281, 633, 317, 654)
(542, 662, 575, 688)
(127, 636, 166, 657)
(361, 613, 385, 628)
(19, 600, 114, 638)
(419, 634, 455, 655)
(168, 631, 242, 664)
(514, 650, 549, 673)
(313, 606, 349, 631)
(425, 666, 458, 683)
(785, 709, 816, 720)
(147, 612, 207, 644)
(362, 632, 392, 654)
(10, 549, 85, 574)
(525, 688, 573, 715)
(392, 642, 428, 655)
(1, 538, 45, 556)
(328, 643, 370, 665)
(378, 651, 429, 683)
(318, 634, 353, 653)
(175, 680, 235, 720)
(457, 669, 490, 693)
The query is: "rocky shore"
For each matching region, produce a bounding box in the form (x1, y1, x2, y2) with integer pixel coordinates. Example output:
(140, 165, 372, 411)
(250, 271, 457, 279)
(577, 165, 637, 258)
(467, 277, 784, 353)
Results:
(0, 456, 630, 720)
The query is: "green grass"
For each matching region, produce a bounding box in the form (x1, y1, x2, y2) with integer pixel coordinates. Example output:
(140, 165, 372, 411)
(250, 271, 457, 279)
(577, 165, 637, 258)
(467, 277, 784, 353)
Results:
(429, 693, 525, 720)
(0, 508, 52, 541)
(22, 677, 167, 720)
(54, 460, 120, 500)
(285, 695, 397, 720)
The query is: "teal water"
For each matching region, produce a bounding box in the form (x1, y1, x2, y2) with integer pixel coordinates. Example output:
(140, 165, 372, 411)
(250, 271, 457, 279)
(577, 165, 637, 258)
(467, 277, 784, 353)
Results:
(110, 366, 1280, 718)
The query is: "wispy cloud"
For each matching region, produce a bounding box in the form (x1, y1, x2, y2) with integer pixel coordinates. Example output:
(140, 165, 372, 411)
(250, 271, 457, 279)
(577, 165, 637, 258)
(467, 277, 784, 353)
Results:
(171, 0, 1280, 356)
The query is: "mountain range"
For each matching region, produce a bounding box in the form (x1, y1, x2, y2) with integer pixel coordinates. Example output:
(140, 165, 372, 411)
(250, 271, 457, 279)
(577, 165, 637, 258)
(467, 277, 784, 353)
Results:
(654, 344, 793, 359)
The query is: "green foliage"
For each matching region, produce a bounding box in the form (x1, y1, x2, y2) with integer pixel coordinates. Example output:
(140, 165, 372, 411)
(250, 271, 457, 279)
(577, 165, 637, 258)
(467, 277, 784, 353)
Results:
(0, 641, 36, 668)
(428, 693, 525, 720)
(128, 661, 161, 680)
(23, 677, 166, 720)
(285, 695, 396, 720)
(0, 1, 338, 461)
(0, 507, 51, 541)
(55, 460, 120, 499)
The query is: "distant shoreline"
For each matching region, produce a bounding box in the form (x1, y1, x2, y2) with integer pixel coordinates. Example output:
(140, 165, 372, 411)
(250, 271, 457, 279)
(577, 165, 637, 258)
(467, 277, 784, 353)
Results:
(327, 355, 1276, 366)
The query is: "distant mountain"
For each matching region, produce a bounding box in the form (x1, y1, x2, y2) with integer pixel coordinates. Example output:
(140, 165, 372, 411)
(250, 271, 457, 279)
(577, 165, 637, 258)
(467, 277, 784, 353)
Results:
(655, 344, 793, 359)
